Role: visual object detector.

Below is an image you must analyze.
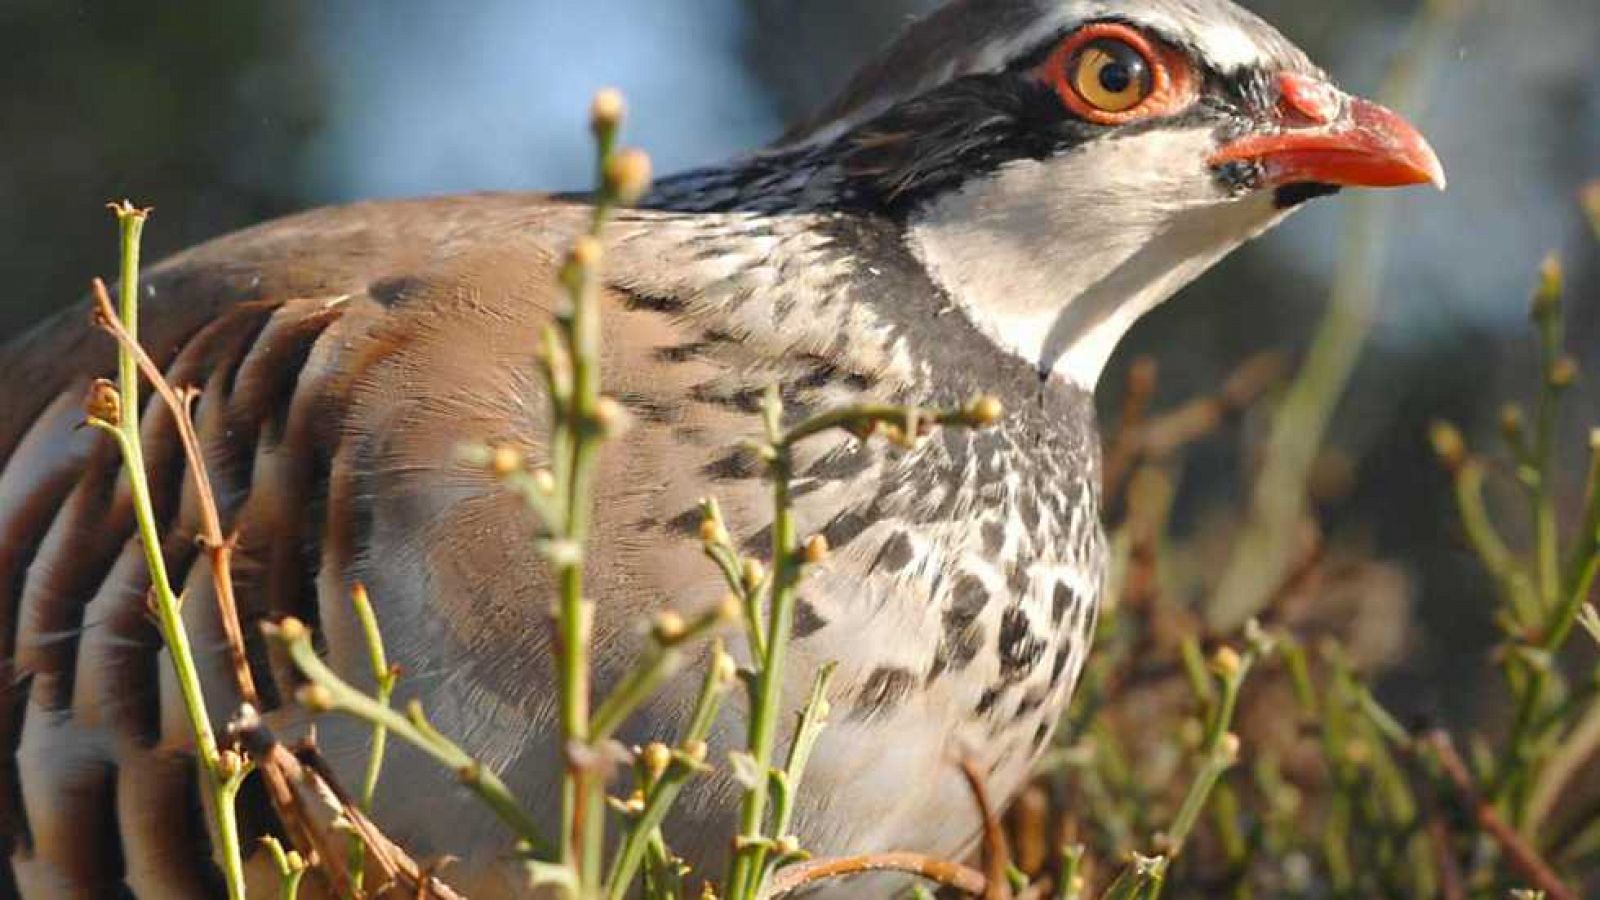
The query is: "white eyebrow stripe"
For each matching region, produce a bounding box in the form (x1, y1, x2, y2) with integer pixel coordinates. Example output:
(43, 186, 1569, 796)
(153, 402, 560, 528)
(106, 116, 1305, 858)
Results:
(973, 3, 1280, 84)
(1168, 16, 1272, 71)
(784, 0, 1318, 150)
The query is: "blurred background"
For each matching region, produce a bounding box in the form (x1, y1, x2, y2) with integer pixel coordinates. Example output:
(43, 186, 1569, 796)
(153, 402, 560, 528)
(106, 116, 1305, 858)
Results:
(1, 0, 1596, 729)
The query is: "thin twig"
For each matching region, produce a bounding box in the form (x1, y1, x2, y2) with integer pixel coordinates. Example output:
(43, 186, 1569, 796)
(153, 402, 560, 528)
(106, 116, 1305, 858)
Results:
(1103, 357, 1159, 501)
(347, 582, 398, 889)
(726, 395, 1002, 900)
(604, 641, 732, 899)
(1139, 353, 1286, 460)
(89, 276, 260, 707)
(1423, 812, 1467, 900)
(233, 709, 467, 900)
(771, 664, 837, 842)
(764, 853, 988, 897)
(268, 617, 552, 856)
(260, 836, 307, 900)
(961, 757, 1014, 900)
(1423, 731, 1577, 900)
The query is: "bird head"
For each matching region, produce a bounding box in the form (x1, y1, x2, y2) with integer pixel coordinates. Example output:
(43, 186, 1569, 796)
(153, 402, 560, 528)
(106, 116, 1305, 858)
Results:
(784, 0, 1445, 387)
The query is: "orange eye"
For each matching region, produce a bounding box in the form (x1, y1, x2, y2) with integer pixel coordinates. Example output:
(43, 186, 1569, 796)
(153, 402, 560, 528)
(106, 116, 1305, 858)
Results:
(1035, 23, 1193, 125)
(1072, 39, 1153, 113)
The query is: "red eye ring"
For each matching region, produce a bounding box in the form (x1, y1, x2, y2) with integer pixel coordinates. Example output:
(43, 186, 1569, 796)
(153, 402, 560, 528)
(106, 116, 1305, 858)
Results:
(1033, 23, 1195, 126)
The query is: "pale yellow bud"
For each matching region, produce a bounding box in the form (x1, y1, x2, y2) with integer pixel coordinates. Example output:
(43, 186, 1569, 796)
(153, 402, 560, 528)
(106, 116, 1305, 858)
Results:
(604, 149, 654, 204)
(1532, 253, 1563, 318)
(968, 395, 1004, 427)
(296, 684, 334, 713)
(1550, 356, 1580, 389)
(590, 88, 625, 134)
(699, 517, 729, 546)
(274, 617, 309, 643)
(711, 649, 738, 686)
(653, 611, 687, 643)
(569, 235, 603, 270)
(594, 396, 628, 435)
(1430, 421, 1466, 470)
(742, 558, 766, 589)
(490, 445, 523, 477)
(803, 534, 830, 564)
(216, 749, 245, 780)
(84, 378, 121, 426)
(1210, 645, 1242, 680)
(532, 469, 556, 494)
(641, 742, 672, 780)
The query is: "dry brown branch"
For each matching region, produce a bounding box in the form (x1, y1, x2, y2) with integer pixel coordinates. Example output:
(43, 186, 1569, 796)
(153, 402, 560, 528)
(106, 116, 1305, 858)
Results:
(961, 757, 1014, 900)
(90, 277, 259, 707)
(1423, 730, 1576, 900)
(1140, 352, 1285, 459)
(1254, 525, 1327, 630)
(1103, 352, 1287, 505)
(1424, 810, 1467, 900)
(763, 756, 1011, 898)
(764, 852, 987, 897)
(232, 710, 467, 900)
(1009, 785, 1050, 876)
(1103, 357, 1160, 500)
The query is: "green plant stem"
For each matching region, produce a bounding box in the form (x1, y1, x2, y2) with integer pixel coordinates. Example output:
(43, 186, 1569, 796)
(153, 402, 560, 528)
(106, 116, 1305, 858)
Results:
(1056, 845, 1085, 900)
(347, 584, 396, 889)
(1564, 435, 1600, 590)
(722, 396, 996, 899)
(273, 620, 552, 856)
(551, 145, 621, 894)
(1579, 604, 1600, 649)
(1101, 854, 1168, 900)
(591, 646, 681, 742)
(93, 204, 247, 900)
(726, 398, 803, 899)
(603, 756, 700, 900)
(261, 836, 306, 900)
(1526, 684, 1600, 835)
(1454, 458, 1542, 627)
(1546, 556, 1600, 656)
(1165, 654, 1251, 859)
(779, 402, 972, 446)
(352, 584, 395, 808)
(604, 646, 730, 899)
(1530, 288, 1565, 616)
(592, 603, 729, 743)
(772, 664, 836, 841)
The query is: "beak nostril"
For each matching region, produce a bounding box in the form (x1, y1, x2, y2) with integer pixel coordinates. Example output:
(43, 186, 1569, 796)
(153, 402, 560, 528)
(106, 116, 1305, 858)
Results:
(1276, 72, 1341, 126)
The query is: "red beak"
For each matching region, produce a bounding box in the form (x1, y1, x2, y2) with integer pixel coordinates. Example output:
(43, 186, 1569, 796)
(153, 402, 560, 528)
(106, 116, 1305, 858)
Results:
(1209, 73, 1447, 192)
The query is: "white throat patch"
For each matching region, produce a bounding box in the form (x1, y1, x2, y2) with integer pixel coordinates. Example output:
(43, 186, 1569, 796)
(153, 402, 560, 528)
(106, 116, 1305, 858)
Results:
(907, 127, 1293, 388)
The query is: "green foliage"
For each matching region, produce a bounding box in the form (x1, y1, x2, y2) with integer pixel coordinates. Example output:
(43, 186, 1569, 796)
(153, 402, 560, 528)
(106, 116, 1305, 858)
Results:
(1038, 240, 1599, 900)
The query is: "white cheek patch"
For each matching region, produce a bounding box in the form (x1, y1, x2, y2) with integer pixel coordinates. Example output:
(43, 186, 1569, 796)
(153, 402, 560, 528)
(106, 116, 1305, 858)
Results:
(907, 127, 1294, 389)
